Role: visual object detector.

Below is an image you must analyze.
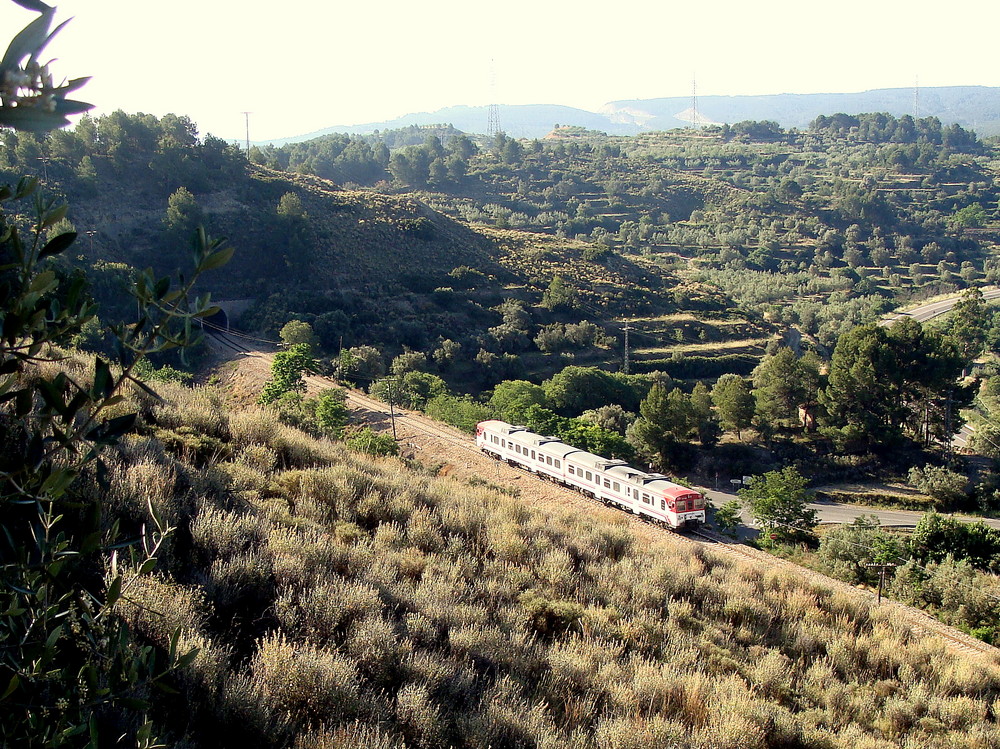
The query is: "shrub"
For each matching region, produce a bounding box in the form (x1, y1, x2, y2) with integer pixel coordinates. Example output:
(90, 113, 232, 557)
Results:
(244, 634, 361, 731)
(424, 393, 493, 433)
(518, 589, 584, 638)
(908, 464, 969, 508)
(347, 427, 400, 457)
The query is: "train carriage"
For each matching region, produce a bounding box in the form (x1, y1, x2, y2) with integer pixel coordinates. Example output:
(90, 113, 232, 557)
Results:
(476, 420, 705, 529)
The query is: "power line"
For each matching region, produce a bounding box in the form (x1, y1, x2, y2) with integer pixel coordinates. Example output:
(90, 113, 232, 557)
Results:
(748, 513, 1000, 607)
(202, 319, 284, 346)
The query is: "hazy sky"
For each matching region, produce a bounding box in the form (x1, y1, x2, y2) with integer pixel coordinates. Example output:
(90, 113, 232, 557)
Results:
(4, 0, 1000, 141)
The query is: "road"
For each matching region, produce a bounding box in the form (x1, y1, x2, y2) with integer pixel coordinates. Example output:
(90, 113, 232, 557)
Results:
(881, 285, 1000, 325)
(701, 487, 1000, 529)
(879, 286, 1000, 451)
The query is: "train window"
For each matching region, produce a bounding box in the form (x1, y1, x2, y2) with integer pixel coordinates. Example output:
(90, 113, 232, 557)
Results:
(676, 501, 687, 512)
(554, 460, 560, 469)
(531, 450, 536, 460)
(613, 482, 620, 492)
(642, 493, 651, 504)
(568, 465, 576, 475)
(660, 499, 666, 510)
(603, 478, 610, 488)
(585, 471, 593, 482)
(501, 440, 506, 448)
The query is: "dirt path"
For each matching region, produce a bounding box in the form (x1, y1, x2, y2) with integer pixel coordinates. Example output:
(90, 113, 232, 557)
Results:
(204, 331, 999, 662)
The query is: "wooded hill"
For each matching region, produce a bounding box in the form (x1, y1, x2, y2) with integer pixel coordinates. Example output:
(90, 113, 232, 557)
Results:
(1, 112, 771, 388)
(6, 109, 1000, 392)
(249, 112, 1000, 380)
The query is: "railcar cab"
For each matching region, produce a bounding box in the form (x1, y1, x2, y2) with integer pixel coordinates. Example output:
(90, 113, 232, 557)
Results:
(657, 481, 706, 526)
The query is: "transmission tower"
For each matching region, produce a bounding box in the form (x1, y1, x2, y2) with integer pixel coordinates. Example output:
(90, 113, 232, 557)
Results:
(487, 59, 501, 138)
(242, 111, 252, 157)
(691, 74, 700, 129)
(488, 103, 501, 139)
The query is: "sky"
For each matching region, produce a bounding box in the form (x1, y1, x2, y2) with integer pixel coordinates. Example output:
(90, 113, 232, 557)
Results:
(3, 0, 1000, 142)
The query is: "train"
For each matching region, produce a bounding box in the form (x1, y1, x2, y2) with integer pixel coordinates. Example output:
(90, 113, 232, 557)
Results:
(475, 419, 706, 529)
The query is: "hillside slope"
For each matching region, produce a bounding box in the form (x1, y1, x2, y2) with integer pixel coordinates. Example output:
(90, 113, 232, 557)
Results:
(81, 357, 1000, 748)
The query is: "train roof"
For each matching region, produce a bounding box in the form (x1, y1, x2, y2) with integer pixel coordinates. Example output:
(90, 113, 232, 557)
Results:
(478, 420, 527, 436)
(566, 451, 628, 471)
(605, 464, 652, 483)
(536, 441, 580, 459)
(479, 421, 577, 456)
(643, 477, 701, 499)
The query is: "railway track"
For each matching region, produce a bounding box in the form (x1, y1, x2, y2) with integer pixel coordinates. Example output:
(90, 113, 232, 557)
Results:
(684, 529, 998, 659)
(206, 329, 999, 661)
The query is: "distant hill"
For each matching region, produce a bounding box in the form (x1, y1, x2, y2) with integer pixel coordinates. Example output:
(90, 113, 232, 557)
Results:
(262, 86, 1000, 144)
(259, 104, 643, 144)
(604, 85, 1000, 136)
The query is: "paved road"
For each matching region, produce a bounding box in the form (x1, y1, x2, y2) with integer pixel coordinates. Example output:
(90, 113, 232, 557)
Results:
(880, 286, 999, 451)
(881, 286, 1000, 326)
(701, 487, 1000, 529)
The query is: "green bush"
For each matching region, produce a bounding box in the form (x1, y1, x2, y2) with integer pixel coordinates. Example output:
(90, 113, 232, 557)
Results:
(346, 427, 399, 457)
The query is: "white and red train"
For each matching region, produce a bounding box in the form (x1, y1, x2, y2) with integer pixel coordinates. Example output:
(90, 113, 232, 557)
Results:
(475, 419, 706, 528)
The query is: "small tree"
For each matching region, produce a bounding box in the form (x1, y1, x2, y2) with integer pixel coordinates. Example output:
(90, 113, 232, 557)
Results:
(907, 464, 968, 509)
(259, 343, 317, 405)
(714, 500, 743, 537)
(279, 319, 318, 348)
(817, 515, 905, 585)
(391, 350, 429, 377)
(489, 380, 548, 424)
(712, 374, 754, 438)
(739, 467, 817, 542)
(541, 275, 576, 310)
(315, 388, 349, 438)
(346, 427, 399, 457)
(629, 384, 695, 471)
(277, 191, 305, 219)
(690, 381, 720, 447)
(338, 344, 384, 383)
(164, 186, 202, 241)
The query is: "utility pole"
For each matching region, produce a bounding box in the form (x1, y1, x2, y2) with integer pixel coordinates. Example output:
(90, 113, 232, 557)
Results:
(386, 377, 398, 442)
(864, 562, 897, 604)
(623, 321, 630, 375)
(945, 390, 953, 462)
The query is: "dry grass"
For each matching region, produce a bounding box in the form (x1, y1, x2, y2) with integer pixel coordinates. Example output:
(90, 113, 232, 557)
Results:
(103, 379, 1000, 748)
